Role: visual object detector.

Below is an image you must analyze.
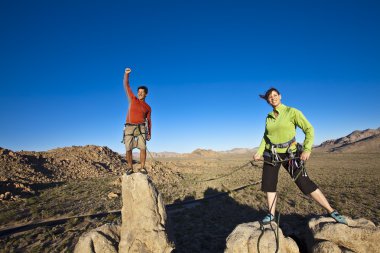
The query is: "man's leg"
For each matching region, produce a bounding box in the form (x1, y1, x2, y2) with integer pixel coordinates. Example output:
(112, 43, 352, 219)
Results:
(124, 126, 135, 174)
(140, 149, 146, 170)
(126, 150, 133, 173)
(136, 126, 148, 174)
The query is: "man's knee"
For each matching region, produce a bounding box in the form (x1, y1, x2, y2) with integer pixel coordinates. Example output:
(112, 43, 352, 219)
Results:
(137, 145, 147, 151)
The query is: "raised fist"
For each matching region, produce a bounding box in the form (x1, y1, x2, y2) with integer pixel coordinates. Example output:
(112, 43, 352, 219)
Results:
(125, 68, 131, 74)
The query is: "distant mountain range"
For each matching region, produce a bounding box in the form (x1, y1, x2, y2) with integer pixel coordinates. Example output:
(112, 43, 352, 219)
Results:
(313, 127, 380, 153)
(147, 148, 257, 158)
(147, 127, 380, 157)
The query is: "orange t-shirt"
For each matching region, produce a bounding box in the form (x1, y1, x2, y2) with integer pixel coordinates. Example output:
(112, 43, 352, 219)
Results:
(124, 78, 152, 135)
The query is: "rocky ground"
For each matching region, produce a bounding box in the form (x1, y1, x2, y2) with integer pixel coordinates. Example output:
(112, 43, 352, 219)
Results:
(0, 145, 182, 201)
(0, 146, 379, 252)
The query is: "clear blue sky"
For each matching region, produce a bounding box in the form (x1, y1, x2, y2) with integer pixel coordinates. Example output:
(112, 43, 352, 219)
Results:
(1, 0, 379, 154)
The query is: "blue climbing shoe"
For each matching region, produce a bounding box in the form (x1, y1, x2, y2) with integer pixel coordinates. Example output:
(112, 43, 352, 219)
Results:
(261, 214, 275, 224)
(330, 210, 348, 225)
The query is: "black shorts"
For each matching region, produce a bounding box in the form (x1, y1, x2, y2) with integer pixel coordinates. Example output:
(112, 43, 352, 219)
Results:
(261, 152, 318, 195)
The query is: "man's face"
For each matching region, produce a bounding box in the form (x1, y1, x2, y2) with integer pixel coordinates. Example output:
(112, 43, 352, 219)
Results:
(137, 88, 147, 100)
(267, 91, 281, 107)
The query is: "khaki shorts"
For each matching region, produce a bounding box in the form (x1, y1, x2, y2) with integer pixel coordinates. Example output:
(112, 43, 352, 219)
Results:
(124, 125, 146, 151)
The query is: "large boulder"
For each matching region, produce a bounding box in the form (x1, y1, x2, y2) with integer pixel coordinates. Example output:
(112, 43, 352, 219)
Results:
(74, 224, 120, 253)
(119, 173, 174, 253)
(308, 216, 380, 253)
(225, 221, 299, 253)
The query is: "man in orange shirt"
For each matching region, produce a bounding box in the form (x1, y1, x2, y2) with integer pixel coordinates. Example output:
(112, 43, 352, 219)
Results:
(123, 68, 152, 174)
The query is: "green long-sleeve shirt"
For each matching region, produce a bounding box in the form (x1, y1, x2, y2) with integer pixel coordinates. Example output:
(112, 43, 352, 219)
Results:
(257, 104, 314, 155)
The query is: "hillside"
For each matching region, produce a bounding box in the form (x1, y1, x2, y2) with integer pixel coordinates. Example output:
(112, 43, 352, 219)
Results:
(314, 127, 380, 153)
(0, 145, 125, 184)
(0, 145, 182, 200)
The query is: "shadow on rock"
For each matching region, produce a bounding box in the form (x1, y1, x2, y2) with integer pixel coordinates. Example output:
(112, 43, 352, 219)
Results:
(21, 154, 54, 178)
(168, 187, 267, 253)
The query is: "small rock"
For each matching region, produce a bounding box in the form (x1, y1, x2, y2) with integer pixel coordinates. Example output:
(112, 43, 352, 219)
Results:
(108, 192, 119, 199)
(4, 192, 12, 200)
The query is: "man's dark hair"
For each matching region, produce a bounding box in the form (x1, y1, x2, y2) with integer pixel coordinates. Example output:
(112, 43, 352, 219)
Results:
(137, 86, 148, 94)
(259, 87, 280, 101)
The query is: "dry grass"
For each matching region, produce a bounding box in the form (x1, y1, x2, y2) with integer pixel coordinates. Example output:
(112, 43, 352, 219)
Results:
(0, 153, 379, 252)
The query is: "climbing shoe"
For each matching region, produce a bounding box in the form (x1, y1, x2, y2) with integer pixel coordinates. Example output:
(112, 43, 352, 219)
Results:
(261, 214, 275, 224)
(330, 210, 348, 225)
(125, 168, 133, 175)
(139, 168, 148, 175)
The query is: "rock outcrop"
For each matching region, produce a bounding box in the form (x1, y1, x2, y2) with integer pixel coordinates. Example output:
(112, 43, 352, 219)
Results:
(74, 173, 175, 252)
(225, 221, 299, 253)
(74, 224, 120, 253)
(119, 173, 174, 253)
(308, 216, 380, 253)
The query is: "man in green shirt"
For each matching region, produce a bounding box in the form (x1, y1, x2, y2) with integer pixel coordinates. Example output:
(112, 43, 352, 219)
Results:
(253, 87, 347, 225)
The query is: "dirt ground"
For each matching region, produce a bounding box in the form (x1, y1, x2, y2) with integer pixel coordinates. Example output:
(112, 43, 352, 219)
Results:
(0, 152, 379, 252)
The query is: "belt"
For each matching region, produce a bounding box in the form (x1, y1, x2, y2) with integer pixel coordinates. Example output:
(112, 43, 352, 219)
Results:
(270, 137, 296, 149)
(125, 123, 145, 126)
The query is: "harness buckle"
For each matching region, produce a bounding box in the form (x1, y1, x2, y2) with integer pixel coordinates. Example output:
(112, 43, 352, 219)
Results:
(268, 137, 297, 163)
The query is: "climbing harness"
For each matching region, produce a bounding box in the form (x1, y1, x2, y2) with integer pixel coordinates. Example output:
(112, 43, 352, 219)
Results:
(264, 136, 296, 164)
(263, 138, 307, 182)
(121, 120, 149, 144)
(144, 119, 150, 137)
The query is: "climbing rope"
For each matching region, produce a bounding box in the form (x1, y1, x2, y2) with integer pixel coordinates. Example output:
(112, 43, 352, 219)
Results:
(126, 125, 263, 184)
(256, 157, 308, 253)
(195, 160, 259, 182)
(258, 192, 280, 253)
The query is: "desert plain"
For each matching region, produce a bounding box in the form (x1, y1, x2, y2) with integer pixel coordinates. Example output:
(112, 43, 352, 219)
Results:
(0, 148, 379, 253)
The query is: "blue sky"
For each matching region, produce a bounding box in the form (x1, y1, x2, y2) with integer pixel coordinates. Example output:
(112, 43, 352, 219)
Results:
(1, 0, 379, 154)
